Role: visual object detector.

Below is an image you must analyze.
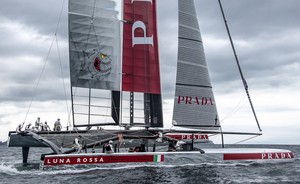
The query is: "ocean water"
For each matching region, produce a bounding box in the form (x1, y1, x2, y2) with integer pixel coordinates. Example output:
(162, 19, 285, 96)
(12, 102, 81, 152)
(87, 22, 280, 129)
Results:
(0, 144, 299, 184)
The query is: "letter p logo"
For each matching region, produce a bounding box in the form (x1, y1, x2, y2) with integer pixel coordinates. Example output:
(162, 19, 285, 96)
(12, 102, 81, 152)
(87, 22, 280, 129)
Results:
(132, 21, 154, 47)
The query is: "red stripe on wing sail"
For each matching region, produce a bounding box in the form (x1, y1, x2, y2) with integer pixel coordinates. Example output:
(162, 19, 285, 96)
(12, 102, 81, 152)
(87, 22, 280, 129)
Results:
(122, 0, 161, 94)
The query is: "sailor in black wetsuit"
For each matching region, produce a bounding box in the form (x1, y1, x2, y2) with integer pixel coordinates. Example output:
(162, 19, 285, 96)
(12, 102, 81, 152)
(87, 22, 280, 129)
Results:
(168, 140, 176, 151)
(133, 143, 146, 152)
(104, 140, 114, 154)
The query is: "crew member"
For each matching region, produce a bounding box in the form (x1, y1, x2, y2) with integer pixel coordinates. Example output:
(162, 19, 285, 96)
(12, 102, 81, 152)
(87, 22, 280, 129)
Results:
(16, 124, 23, 133)
(133, 143, 146, 152)
(155, 132, 164, 143)
(168, 140, 176, 151)
(35, 117, 41, 131)
(54, 118, 62, 131)
(43, 121, 51, 131)
(25, 123, 32, 131)
(104, 140, 114, 154)
(40, 122, 44, 131)
(175, 140, 185, 151)
(74, 135, 82, 153)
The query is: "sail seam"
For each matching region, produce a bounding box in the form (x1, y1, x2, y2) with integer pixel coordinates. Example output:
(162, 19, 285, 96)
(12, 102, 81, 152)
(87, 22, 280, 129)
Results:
(176, 83, 212, 89)
(178, 60, 208, 69)
(179, 23, 201, 33)
(69, 12, 119, 20)
(179, 37, 202, 43)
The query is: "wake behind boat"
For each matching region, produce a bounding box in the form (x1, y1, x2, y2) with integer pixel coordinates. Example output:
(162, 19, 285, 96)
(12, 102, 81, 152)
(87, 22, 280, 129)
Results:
(7, 0, 294, 168)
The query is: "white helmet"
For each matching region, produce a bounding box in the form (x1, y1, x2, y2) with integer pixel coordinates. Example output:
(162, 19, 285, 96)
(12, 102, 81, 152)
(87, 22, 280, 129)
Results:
(109, 140, 113, 144)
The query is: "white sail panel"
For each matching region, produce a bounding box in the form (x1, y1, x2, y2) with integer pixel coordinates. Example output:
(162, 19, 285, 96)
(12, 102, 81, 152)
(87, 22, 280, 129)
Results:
(172, 0, 220, 129)
(68, 0, 121, 90)
(173, 85, 219, 128)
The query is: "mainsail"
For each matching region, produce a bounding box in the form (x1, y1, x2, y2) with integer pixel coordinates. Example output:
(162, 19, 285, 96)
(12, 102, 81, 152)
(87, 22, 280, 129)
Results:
(67, 0, 162, 127)
(68, 0, 121, 126)
(172, 0, 220, 129)
(69, 0, 121, 90)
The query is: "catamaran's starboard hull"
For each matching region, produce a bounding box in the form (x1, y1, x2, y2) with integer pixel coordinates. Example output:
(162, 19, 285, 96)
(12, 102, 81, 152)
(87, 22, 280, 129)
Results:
(43, 148, 294, 167)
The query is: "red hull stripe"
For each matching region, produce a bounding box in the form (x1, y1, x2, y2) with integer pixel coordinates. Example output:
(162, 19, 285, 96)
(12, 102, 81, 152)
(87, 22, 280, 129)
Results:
(44, 154, 164, 166)
(223, 152, 294, 160)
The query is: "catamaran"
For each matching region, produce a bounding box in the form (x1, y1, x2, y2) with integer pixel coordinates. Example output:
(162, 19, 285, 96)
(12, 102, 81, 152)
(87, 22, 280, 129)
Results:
(7, 0, 294, 167)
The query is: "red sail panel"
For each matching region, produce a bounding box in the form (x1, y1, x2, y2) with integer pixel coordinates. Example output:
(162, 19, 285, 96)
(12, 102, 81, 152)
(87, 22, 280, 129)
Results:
(122, 0, 161, 94)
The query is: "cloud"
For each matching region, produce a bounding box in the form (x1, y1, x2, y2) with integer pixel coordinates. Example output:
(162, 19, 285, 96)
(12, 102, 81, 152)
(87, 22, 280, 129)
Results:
(0, 0, 68, 36)
(0, 15, 70, 103)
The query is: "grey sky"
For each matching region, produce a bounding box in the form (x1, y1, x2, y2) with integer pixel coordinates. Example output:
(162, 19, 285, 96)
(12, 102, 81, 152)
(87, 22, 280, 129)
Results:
(0, 0, 299, 143)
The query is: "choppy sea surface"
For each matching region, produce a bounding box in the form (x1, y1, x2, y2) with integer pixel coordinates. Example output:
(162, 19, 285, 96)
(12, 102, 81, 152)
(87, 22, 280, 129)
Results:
(0, 144, 299, 184)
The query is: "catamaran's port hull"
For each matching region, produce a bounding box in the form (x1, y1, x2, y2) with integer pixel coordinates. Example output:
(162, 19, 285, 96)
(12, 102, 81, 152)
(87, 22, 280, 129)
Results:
(7, 130, 209, 148)
(7, 130, 115, 148)
(42, 148, 294, 167)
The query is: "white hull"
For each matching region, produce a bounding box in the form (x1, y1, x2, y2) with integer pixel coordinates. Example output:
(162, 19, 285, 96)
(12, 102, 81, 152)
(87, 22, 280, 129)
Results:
(43, 148, 294, 167)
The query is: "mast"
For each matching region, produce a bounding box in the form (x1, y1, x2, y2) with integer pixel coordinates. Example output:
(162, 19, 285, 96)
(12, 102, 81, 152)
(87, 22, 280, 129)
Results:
(218, 0, 262, 132)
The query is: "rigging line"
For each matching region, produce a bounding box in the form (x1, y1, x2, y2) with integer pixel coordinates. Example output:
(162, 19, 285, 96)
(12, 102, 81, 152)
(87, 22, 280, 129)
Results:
(222, 101, 248, 123)
(55, 35, 71, 128)
(84, 20, 93, 52)
(92, 23, 101, 52)
(101, 129, 121, 136)
(83, 0, 97, 52)
(218, 0, 262, 132)
(220, 95, 247, 122)
(54, 0, 66, 36)
(66, 1, 79, 128)
(72, 129, 100, 142)
(23, 0, 66, 123)
(232, 134, 261, 145)
(69, 74, 81, 128)
(104, 92, 111, 124)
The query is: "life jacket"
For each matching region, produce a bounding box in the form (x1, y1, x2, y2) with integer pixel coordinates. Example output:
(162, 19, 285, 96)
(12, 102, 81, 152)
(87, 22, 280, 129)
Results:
(134, 145, 146, 152)
(105, 143, 112, 151)
(73, 138, 81, 145)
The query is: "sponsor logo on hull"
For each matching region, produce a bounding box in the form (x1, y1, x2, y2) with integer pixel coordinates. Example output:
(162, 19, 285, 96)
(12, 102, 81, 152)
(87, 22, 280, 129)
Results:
(223, 152, 294, 160)
(166, 133, 209, 140)
(44, 154, 164, 166)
